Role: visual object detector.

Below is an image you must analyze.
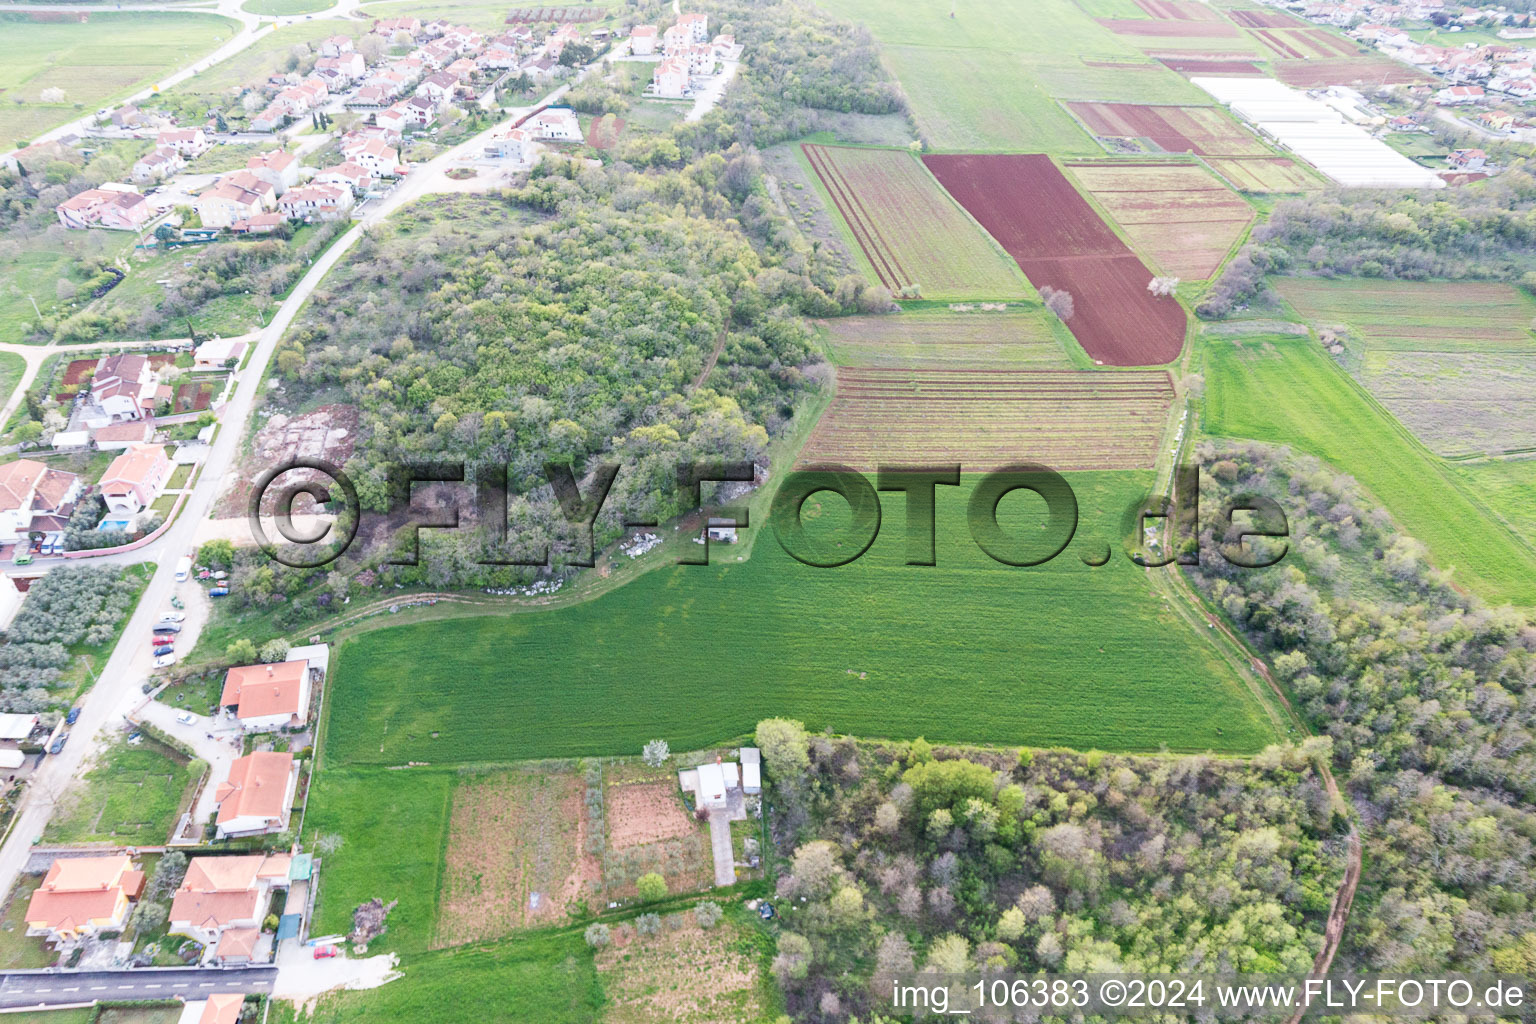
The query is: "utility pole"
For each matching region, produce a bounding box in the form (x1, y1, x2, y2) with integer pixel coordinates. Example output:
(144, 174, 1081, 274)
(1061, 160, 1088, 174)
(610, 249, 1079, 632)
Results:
(26, 294, 40, 318)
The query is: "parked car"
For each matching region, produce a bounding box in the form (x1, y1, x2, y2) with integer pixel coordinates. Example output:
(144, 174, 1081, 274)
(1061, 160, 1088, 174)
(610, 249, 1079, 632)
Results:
(64, 708, 80, 726)
(153, 622, 182, 633)
(152, 645, 174, 657)
(313, 945, 338, 959)
(11, 553, 31, 566)
(154, 653, 176, 668)
(209, 586, 230, 597)
(175, 711, 196, 726)
(49, 734, 68, 755)
(159, 611, 186, 623)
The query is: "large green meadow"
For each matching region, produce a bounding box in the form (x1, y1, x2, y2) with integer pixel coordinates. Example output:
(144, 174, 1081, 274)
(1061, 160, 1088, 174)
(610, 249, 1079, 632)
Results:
(0, 12, 236, 147)
(1201, 333, 1536, 606)
(323, 473, 1281, 772)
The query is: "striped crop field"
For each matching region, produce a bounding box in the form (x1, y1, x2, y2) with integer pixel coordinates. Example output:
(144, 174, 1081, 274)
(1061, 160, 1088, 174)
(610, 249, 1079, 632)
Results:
(1068, 162, 1253, 279)
(798, 367, 1175, 471)
(801, 143, 1029, 301)
(823, 310, 1075, 369)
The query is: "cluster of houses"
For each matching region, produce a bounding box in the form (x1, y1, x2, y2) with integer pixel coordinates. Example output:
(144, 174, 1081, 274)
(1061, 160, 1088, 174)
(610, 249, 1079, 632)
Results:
(633, 13, 743, 99)
(130, 128, 213, 185)
(1278, 0, 1536, 104)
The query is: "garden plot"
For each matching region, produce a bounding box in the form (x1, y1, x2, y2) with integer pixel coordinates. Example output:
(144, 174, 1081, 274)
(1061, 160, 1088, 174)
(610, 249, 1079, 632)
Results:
(434, 768, 599, 948)
(1067, 101, 1268, 155)
(601, 766, 712, 901)
(1067, 162, 1253, 278)
(823, 309, 1073, 369)
(799, 367, 1176, 470)
(594, 913, 769, 1024)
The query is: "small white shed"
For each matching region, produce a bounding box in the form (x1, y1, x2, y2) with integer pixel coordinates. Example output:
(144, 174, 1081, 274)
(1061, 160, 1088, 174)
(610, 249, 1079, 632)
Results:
(740, 747, 761, 794)
(696, 761, 727, 808)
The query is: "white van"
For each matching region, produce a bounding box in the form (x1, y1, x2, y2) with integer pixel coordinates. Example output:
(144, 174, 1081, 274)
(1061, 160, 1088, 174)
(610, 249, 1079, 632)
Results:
(174, 555, 192, 582)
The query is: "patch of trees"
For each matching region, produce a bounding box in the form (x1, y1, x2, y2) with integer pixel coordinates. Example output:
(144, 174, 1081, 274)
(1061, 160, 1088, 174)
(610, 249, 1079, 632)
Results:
(1199, 165, 1536, 316)
(0, 565, 139, 710)
(756, 718, 1344, 1022)
(1187, 442, 1536, 975)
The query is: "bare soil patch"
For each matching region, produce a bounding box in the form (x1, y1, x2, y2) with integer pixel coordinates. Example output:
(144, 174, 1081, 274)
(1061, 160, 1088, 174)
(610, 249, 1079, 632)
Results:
(434, 767, 599, 948)
(214, 402, 359, 518)
(594, 915, 767, 1024)
(608, 781, 697, 850)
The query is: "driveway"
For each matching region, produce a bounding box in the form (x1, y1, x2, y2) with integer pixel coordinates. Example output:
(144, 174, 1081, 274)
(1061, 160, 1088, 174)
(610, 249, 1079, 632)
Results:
(687, 60, 739, 122)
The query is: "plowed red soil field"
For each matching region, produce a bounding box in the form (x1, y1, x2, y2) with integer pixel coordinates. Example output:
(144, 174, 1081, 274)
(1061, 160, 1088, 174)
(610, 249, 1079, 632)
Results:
(1135, 0, 1227, 20)
(1067, 102, 1265, 156)
(923, 154, 1187, 366)
(1227, 8, 1303, 27)
(799, 368, 1175, 471)
(1157, 56, 1265, 75)
(1273, 55, 1432, 87)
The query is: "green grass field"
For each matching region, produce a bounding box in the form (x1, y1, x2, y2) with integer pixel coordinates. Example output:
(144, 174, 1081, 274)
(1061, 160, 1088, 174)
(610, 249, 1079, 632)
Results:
(42, 739, 199, 845)
(800, 144, 1031, 300)
(0, 12, 236, 147)
(1449, 458, 1536, 551)
(244, 0, 336, 14)
(164, 20, 366, 99)
(322, 473, 1281, 773)
(0, 353, 24, 412)
(306, 767, 453, 953)
(269, 933, 603, 1024)
(1201, 333, 1536, 606)
(814, 0, 1207, 153)
(822, 309, 1077, 368)
(1273, 278, 1536, 352)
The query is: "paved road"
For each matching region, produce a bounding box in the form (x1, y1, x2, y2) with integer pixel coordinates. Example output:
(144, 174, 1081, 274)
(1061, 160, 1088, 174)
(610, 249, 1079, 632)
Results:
(0, 966, 275, 1008)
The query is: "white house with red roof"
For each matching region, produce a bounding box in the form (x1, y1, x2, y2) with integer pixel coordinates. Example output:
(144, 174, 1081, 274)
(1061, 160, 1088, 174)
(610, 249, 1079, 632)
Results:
(169, 854, 291, 947)
(676, 11, 708, 42)
(373, 15, 421, 39)
(215, 751, 298, 838)
(652, 57, 689, 98)
(221, 660, 314, 731)
(25, 855, 144, 945)
(278, 183, 355, 221)
(526, 106, 582, 141)
(56, 188, 153, 231)
(0, 460, 82, 544)
(631, 24, 658, 55)
(156, 128, 210, 158)
(343, 134, 400, 175)
(131, 147, 184, 184)
(403, 95, 438, 126)
(196, 181, 266, 229)
(245, 150, 300, 195)
(98, 443, 170, 516)
(314, 161, 374, 191)
(90, 354, 157, 422)
(316, 52, 367, 83)
(1436, 84, 1487, 103)
(319, 34, 355, 58)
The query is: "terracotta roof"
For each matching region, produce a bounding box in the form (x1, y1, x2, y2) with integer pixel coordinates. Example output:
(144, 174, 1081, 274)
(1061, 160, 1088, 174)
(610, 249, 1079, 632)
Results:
(0, 460, 47, 513)
(215, 927, 260, 960)
(216, 752, 294, 826)
(100, 444, 166, 499)
(26, 855, 136, 931)
(169, 887, 262, 931)
(33, 469, 78, 510)
(182, 854, 292, 894)
(93, 421, 152, 443)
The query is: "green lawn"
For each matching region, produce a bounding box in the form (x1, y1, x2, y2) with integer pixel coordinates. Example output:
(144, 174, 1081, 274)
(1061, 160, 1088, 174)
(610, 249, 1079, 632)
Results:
(182, 142, 275, 175)
(322, 472, 1281, 775)
(0, 1011, 93, 1024)
(244, 0, 336, 14)
(0, 352, 24, 411)
(813, 0, 1205, 153)
(162, 20, 368, 100)
(1201, 333, 1536, 606)
(42, 738, 200, 846)
(269, 933, 603, 1024)
(1449, 458, 1536, 553)
(0, 234, 141, 344)
(305, 767, 453, 954)
(0, 877, 55, 970)
(0, 11, 238, 148)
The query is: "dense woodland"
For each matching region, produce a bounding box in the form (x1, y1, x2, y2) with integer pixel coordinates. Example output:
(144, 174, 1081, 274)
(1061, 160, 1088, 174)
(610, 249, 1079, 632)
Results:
(1199, 165, 1536, 315)
(1188, 443, 1536, 977)
(756, 719, 1345, 1022)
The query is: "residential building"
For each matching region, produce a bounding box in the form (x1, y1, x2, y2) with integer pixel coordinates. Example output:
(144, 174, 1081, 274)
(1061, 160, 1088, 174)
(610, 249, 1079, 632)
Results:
(131, 147, 184, 184)
(168, 854, 291, 946)
(1436, 84, 1486, 103)
(343, 136, 400, 176)
(98, 443, 171, 516)
(220, 660, 314, 731)
(215, 751, 298, 839)
(220, 170, 278, 210)
(1449, 147, 1488, 170)
(320, 34, 355, 58)
(245, 150, 300, 195)
(652, 57, 688, 98)
(416, 71, 458, 108)
(91, 420, 154, 450)
(663, 23, 691, 53)
(278, 183, 355, 221)
(196, 182, 266, 229)
(25, 855, 145, 944)
(403, 95, 438, 127)
(484, 126, 530, 161)
(314, 161, 373, 192)
(676, 11, 708, 42)
(156, 128, 210, 158)
(91, 354, 157, 421)
(526, 106, 582, 141)
(0, 460, 82, 545)
(200, 994, 246, 1024)
(193, 336, 249, 370)
(446, 57, 477, 82)
(372, 15, 421, 40)
(56, 189, 153, 231)
(316, 52, 367, 83)
(479, 46, 518, 70)
(231, 212, 286, 235)
(631, 24, 658, 55)
(375, 104, 412, 137)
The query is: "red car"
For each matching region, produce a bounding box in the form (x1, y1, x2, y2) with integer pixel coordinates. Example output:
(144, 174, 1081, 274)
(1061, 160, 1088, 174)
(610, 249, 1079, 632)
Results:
(151, 636, 175, 649)
(313, 945, 339, 959)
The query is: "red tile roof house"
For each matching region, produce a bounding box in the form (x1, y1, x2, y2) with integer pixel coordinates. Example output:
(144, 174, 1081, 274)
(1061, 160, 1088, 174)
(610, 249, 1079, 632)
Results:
(314, 161, 374, 192)
(221, 660, 313, 731)
(56, 189, 153, 231)
(168, 854, 292, 947)
(156, 127, 211, 158)
(215, 751, 298, 838)
(131, 147, 185, 184)
(631, 24, 658, 55)
(0, 459, 82, 543)
(98, 442, 171, 516)
(342, 136, 399, 175)
(316, 52, 367, 83)
(278, 183, 355, 222)
(230, 212, 285, 235)
(246, 149, 300, 195)
(372, 15, 422, 40)
(91, 419, 154, 451)
(200, 994, 247, 1024)
(375, 104, 412, 137)
(25, 855, 145, 945)
(319, 33, 355, 57)
(415, 71, 459, 108)
(90, 353, 157, 422)
(195, 182, 266, 229)
(403, 95, 438, 127)
(220, 170, 278, 210)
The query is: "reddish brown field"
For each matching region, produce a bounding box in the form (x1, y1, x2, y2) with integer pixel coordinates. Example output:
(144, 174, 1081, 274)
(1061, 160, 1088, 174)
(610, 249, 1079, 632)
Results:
(800, 368, 1176, 471)
(1066, 102, 1265, 156)
(1068, 162, 1253, 279)
(923, 154, 1187, 366)
(1227, 8, 1303, 27)
(1157, 57, 1265, 75)
(1099, 17, 1239, 35)
(1135, 0, 1227, 20)
(1273, 55, 1432, 86)
(607, 781, 698, 850)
